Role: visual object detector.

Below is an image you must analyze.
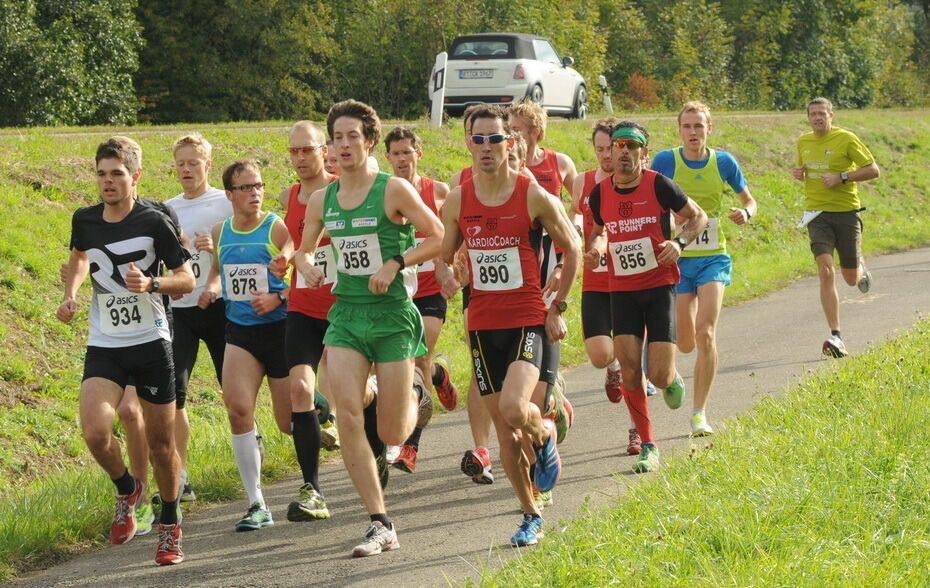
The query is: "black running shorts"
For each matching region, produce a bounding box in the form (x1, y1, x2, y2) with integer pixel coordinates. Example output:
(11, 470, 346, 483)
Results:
(225, 320, 289, 379)
(610, 285, 677, 343)
(468, 325, 545, 396)
(581, 290, 613, 339)
(171, 301, 226, 409)
(413, 292, 447, 321)
(83, 339, 176, 405)
(286, 311, 329, 372)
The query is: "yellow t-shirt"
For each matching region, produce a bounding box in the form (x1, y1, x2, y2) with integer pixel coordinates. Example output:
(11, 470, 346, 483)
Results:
(796, 127, 874, 212)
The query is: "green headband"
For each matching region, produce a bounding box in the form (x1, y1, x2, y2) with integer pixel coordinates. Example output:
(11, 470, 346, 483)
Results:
(610, 126, 647, 146)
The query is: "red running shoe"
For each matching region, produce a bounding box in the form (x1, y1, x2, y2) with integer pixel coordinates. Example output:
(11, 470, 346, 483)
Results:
(605, 367, 623, 403)
(433, 355, 458, 411)
(392, 444, 418, 473)
(155, 523, 184, 565)
(461, 447, 494, 484)
(627, 429, 642, 455)
(110, 477, 143, 545)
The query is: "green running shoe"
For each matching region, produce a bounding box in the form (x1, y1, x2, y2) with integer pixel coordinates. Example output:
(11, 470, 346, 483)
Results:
(690, 412, 714, 436)
(662, 373, 685, 409)
(235, 501, 274, 531)
(632, 444, 660, 473)
(135, 501, 155, 536)
(534, 488, 553, 509)
(287, 483, 331, 521)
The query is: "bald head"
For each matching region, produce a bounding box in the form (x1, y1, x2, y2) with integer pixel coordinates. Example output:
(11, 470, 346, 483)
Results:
(289, 121, 326, 145)
(288, 121, 327, 180)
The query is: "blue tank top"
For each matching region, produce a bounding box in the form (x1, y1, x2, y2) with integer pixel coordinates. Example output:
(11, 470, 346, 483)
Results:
(217, 212, 287, 325)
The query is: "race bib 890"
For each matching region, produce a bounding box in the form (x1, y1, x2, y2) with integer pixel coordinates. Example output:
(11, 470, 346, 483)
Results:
(468, 247, 523, 292)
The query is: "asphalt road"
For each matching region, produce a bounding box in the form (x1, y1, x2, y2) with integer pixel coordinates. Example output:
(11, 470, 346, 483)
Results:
(16, 247, 930, 587)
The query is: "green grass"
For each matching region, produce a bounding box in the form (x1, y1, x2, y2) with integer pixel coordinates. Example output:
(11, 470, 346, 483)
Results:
(482, 318, 930, 586)
(0, 109, 928, 579)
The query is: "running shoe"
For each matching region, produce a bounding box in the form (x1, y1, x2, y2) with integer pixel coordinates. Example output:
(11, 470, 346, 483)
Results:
(533, 485, 553, 509)
(432, 354, 458, 411)
(111, 477, 143, 545)
(135, 501, 155, 536)
(392, 444, 418, 473)
(691, 413, 714, 437)
(604, 367, 623, 403)
(287, 483, 331, 521)
(510, 514, 544, 547)
(352, 521, 399, 557)
(154, 524, 184, 566)
(552, 383, 573, 444)
(533, 419, 561, 492)
(632, 444, 660, 473)
(662, 373, 685, 409)
(235, 501, 274, 531)
(414, 368, 433, 429)
(646, 380, 658, 397)
(822, 335, 848, 358)
(857, 260, 872, 293)
(255, 422, 266, 468)
(376, 444, 390, 490)
(627, 428, 642, 455)
(320, 418, 340, 451)
(386, 444, 401, 463)
(180, 482, 196, 503)
(461, 447, 494, 484)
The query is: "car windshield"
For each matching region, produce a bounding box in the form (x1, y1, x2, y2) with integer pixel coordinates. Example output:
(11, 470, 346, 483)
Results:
(450, 40, 514, 59)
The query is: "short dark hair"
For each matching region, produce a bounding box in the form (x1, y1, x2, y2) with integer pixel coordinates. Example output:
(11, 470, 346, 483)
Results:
(96, 136, 142, 173)
(384, 126, 421, 152)
(222, 159, 260, 190)
(591, 117, 619, 143)
(611, 120, 650, 143)
(327, 99, 381, 145)
(463, 104, 482, 133)
(469, 105, 513, 134)
(807, 97, 834, 114)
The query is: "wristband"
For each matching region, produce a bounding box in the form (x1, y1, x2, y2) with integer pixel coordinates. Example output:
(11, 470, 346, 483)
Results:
(554, 263, 564, 270)
(392, 255, 406, 269)
(743, 207, 752, 221)
(277, 291, 287, 303)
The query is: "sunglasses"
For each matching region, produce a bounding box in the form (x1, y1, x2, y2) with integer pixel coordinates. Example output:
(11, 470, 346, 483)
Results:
(287, 144, 324, 155)
(471, 134, 512, 145)
(229, 182, 265, 192)
(612, 138, 643, 149)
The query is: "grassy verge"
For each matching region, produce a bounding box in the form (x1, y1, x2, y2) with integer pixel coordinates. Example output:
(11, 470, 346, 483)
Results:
(483, 318, 930, 586)
(0, 110, 928, 579)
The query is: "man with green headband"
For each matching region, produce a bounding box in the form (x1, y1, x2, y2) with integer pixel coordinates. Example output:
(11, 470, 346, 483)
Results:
(584, 121, 707, 473)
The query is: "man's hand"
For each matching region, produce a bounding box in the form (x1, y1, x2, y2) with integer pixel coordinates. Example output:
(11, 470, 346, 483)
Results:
(542, 266, 562, 300)
(250, 290, 281, 315)
(583, 247, 602, 270)
(368, 261, 400, 295)
(125, 262, 151, 293)
(728, 207, 749, 225)
(545, 306, 567, 344)
(435, 261, 459, 300)
(56, 298, 77, 323)
(197, 290, 217, 309)
(193, 231, 215, 254)
(297, 264, 325, 290)
(820, 173, 842, 188)
(656, 240, 682, 265)
(269, 253, 289, 279)
(791, 165, 806, 181)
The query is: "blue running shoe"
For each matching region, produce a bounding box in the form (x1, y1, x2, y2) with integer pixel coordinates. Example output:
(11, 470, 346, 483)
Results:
(645, 380, 658, 397)
(510, 514, 544, 546)
(533, 419, 561, 492)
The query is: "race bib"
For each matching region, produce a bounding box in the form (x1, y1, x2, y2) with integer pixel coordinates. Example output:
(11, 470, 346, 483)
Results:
(593, 251, 608, 273)
(469, 247, 523, 292)
(333, 234, 382, 276)
(688, 218, 720, 251)
(415, 237, 434, 273)
(98, 292, 155, 335)
(189, 250, 211, 287)
(296, 248, 336, 288)
(609, 237, 658, 276)
(223, 263, 269, 301)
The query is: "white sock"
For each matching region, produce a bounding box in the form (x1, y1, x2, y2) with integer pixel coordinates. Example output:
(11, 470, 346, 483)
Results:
(232, 430, 264, 507)
(692, 408, 705, 417)
(608, 359, 621, 371)
(629, 421, 636, 430)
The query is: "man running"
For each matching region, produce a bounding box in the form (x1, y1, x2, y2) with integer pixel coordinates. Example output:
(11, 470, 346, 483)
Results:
(792, 97, 880, 358)
(202, 159, 294, 531)
(440, 105, 580, 547)
(164, 134, 232, 500)
(384, 126, 455, 473)
(278, 121, 338, 520)
(650, 102, 757, 436)
(295, 99, 444, 557)
(57, 136, 194, 565)
(585, 121, 707, 473)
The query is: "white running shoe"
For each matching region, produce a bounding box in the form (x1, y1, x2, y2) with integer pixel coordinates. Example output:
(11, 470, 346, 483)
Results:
(352, 521, 399, 557)
(386, 445, 401, 463)
(822, 335, 848, 358)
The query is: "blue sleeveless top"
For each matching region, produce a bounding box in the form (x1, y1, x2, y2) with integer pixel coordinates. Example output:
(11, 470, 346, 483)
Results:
(217, 212, 287, 325)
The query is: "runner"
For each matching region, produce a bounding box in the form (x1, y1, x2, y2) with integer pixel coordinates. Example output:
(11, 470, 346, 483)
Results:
(278, 121, 338, 520)
(440, 105, 580, 546)
(650, 102, 758, 436)
(384, 126, 456, 473)
(57, 136, 194, 565)
(585, 121, 707, 473)
(323, 140, 340, 175)
(294, 99, 444, 557)
(201, 159, 294, 531)
(163, 134, 232, 501)
(792, 97, 880, 358)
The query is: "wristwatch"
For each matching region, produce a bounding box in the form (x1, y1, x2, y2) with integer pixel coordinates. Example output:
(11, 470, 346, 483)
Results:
(149, 278, 160, 293)
(840, 172, 849, 183)
(674, 236, 688, 250)
(392, 254, 406, 269)
(277, 291, 287, 304)
(553, 299, 568, 313)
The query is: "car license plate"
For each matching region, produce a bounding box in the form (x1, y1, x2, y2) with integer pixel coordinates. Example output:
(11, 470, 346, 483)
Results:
(459, 69, 493, 79)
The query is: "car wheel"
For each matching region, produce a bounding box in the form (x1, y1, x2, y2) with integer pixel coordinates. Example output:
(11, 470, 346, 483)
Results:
(528, 84, 543, 105)
(571, 85, 588, 120)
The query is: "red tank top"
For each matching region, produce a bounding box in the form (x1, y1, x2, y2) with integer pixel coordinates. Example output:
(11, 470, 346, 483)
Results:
(284, 182, 337, 319)
(459, 174, 547, 330)
(459, 166, 473, 186)
(579, 169, 610, 292)
(527, 148, 563, 197)
(414, 176, 441, 298)
(597, 169, 680, 292)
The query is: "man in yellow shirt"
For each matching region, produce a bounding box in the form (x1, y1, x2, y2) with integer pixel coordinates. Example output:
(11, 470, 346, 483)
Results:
(792, 97, 880, 358)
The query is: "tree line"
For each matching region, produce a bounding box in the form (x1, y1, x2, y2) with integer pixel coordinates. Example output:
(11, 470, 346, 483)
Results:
(1, 0, 928, 127)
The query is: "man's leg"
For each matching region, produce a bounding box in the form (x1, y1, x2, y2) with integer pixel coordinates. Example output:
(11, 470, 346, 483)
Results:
(483, 384, 538, 516)
(138, 400, 179, 511)
(396, 315, 443, 471)
(80, 378, 127, 478)
(816, 253, 841, 331)
(116, 386, 148, 485)
(691, 281, 725, 412)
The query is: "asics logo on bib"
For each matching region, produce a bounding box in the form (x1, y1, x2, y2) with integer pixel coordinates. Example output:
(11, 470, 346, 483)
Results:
(475, 252, 510, 264)
(339, 239, 369, 250)
(465, 235, 520, 248)
(229, 266, 259, 277)
(614, 241, 645, 254)
(605, 216, 657, 234)
(106, 294, 139, 308)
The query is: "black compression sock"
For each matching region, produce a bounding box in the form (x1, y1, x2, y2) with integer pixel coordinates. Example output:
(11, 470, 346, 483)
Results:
(113, 469, 135, 496)
(160, 499, 179, 525)
(831, 330, 842, 338)
(403, 427, 423, 450)
(292, 411, 322, 490)
(363, 396, 384, 457)
(370, 513, 391, 528)
(431, 363, 446, 387)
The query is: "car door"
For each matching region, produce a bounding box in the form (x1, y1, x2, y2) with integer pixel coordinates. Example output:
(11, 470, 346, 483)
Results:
(532, 40, 572, 109)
